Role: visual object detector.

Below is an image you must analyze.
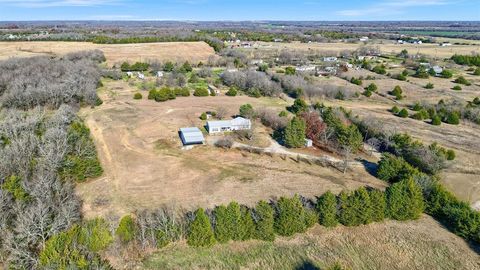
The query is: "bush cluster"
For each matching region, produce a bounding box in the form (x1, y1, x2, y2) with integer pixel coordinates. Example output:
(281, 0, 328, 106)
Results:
(390, 85, 403, 100)
(148, 87, 190, 102)
(121, 61, 149, 72)
(350, 77, 363, 85)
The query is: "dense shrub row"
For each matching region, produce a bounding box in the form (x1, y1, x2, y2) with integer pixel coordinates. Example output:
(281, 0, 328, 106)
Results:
(147, 87, 190, 102)
(451, 54, 480, 66)
(110, 183, 424, 250)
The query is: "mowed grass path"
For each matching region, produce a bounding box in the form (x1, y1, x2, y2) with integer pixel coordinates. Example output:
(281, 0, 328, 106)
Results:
(141, 216, 480, 270)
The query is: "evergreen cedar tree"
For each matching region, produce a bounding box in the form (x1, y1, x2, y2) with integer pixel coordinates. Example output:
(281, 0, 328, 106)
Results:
(446, 112, 460, 125)
(40, 219, 113, 269)
(369, 189, 387, 222)
(425, 183, 480, 242)
(391, 85, 403, 100)
(316, 191, 338, 227)
(226, 87, 238, 96)
(337, 188, 373, 226)
(254, 201, 276, 241)
(274, 195, 313, 236)
(284, 117, 306, 148)
(240, 206, 256, 241)
(377, 153, 418, 183)
(193, 87, 209, 97)
(398, 108, 409, 118)
(386, 178, 425, 221)
(391, 106, 400, 114)
(239, 103, 255, 118)
(431, 115, 442, 125)
(285, 66, 296, 75)
(226, 202, 243, 241)
(116, 215, 136, 243)
(290, 98, 308, 115)
(2, 175, 29, 201)
(187, 208, 216, 247)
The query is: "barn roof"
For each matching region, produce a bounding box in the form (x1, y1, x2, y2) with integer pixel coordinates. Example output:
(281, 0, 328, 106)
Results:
(180, 127, 204, 145)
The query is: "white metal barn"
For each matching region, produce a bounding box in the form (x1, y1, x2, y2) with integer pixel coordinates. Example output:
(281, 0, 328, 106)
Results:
(206, 117, 252, 134)
(179, 127, 205, 145)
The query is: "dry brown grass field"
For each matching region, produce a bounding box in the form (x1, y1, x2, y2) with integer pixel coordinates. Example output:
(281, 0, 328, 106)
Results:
(76, 79, 386, 219)
(141, 215, 480, 270)
(249, 41, 480, 58)
(0, 41, 215, 65)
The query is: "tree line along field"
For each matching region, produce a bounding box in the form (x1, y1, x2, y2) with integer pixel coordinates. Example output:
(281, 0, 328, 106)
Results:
(1, 34, 480, 269)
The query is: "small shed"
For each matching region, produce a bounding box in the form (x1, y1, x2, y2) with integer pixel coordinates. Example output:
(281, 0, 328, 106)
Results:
(137, 72, 145, 80)
(179, 127, 205, 145)
(305, 139, 313, 148)
(157, 71, 164, 78)
(432, 66, 443, 75)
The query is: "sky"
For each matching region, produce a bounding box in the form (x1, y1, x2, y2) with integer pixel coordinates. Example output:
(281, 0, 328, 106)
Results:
(0, 0, 478, 21)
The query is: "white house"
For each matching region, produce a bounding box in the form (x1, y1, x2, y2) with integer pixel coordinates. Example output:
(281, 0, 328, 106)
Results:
(296, 65, 316, 72)
(323, 57, 338, 62)
(137, 72, 145, 80)
(206, 117, 252, 134)
(360, 36, 369, 42)
(126, 71, 133, 77)
(250, 59, 264, 65)
(157, 71, 164, 78)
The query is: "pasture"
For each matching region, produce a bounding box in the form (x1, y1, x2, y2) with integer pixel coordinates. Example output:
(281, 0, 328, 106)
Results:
(248, 41, 480, 59)
(76, 79, 386, 219)
(0, 41, 216, 65)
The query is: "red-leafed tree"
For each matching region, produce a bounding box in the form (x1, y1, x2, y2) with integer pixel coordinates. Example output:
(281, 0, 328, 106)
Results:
(301, 111, 326, 142)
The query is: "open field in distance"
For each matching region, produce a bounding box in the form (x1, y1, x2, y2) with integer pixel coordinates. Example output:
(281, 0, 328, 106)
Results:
(0, 41, 216, 65)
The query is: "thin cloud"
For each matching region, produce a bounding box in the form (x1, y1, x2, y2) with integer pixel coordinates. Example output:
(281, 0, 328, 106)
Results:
(337, 0, 452, 17)
(0, 0, 122, 7)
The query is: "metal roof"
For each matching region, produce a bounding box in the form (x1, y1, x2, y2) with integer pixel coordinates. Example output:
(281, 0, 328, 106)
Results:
(180, 127, 204, 145)
(207, 117, 251, 129)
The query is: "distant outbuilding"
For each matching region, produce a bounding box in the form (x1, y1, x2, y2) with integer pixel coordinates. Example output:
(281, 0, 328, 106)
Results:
(305, 139, 313, 148)
(179, 127, 205, 145)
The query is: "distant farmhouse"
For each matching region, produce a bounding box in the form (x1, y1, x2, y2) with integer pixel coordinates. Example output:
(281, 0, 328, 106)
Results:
(179, 127, 205, 145)
(206, 117, 252, 134)
(323, 57, 338, 62)
(296, 65, 316, 72)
